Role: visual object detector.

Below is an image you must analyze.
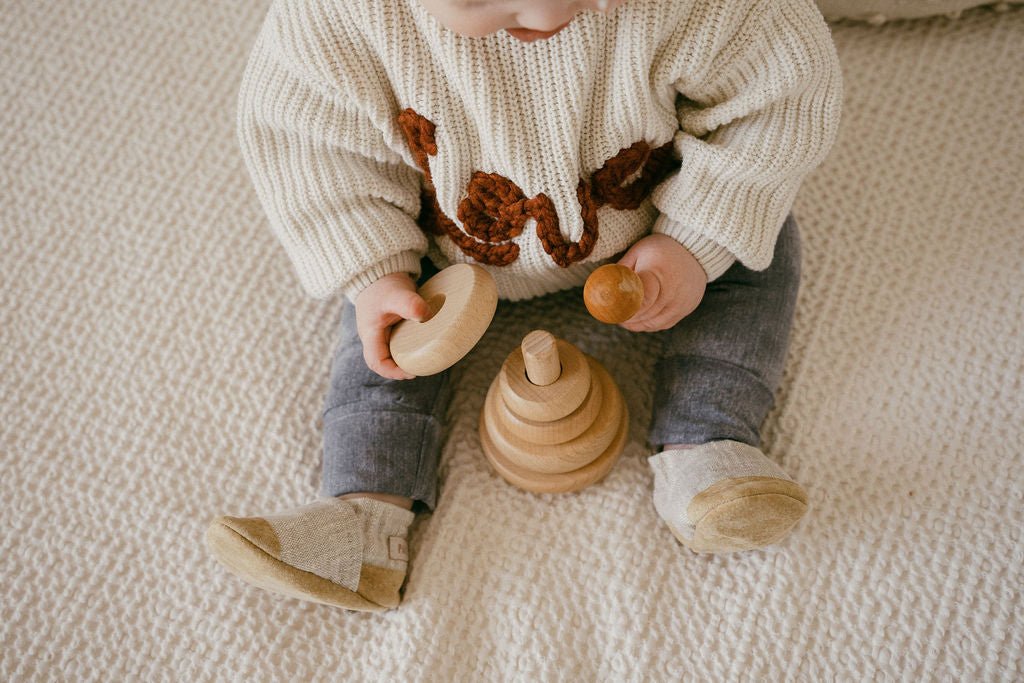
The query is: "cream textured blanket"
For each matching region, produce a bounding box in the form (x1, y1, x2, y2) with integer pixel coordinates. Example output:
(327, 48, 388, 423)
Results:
(2, 3, 1022, 680)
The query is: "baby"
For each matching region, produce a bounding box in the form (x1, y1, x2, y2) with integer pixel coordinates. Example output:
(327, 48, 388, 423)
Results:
(207, 0, 842, 611)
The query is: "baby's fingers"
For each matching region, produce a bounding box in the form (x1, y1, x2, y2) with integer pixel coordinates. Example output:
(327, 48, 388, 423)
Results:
(385, 289, 431, 323)
(361, 323, 415, 380)
(376, 356, 415, 381)
(619, 270, 660, 329)
(620, 305, 673, 332)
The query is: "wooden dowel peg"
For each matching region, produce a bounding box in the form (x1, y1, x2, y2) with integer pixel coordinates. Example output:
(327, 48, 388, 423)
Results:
(499, 338, 591, 422)
(521, 330, 560, 386)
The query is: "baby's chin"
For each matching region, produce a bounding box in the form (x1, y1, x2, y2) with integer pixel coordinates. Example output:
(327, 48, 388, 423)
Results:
(504, 20, 572, 42)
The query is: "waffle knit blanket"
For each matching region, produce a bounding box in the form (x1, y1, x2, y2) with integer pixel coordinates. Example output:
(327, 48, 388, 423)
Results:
(1, 2, 1022, 680)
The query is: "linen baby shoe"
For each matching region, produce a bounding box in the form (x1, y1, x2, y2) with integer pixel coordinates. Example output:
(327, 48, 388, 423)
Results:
(206, 497, 415, 611)
(649, 440, 808, 553)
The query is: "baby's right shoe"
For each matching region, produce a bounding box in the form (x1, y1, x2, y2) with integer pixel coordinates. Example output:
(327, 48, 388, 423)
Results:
(649, 440, 808, 553)
(206, 497, 415, 611)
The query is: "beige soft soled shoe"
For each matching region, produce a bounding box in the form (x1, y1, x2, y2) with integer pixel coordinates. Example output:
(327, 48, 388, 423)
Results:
(206, 497, 415, 611)
(649, 440, 808, 553)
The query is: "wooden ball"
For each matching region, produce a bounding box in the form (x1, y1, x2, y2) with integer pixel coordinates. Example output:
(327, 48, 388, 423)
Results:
(389, 264, 497, 376)
(583, 264, 644, 324)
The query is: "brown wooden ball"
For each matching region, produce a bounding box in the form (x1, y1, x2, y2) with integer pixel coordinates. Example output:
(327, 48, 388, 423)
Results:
(583, 264, 644, 324)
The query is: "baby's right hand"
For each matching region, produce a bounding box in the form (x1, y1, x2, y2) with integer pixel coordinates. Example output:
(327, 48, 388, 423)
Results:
(354, 272, 430, 380)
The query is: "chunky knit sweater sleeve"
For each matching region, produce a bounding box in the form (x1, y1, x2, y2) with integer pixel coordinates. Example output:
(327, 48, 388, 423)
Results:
(649, 0, 843, 281)
(236, 2, 427, 300)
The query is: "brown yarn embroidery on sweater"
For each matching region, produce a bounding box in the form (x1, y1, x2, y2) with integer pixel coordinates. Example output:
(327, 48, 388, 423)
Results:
(397, 108, 678, 268)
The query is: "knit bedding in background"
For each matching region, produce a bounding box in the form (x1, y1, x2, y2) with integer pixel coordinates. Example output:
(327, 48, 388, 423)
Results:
(1, 2, 1022, 680)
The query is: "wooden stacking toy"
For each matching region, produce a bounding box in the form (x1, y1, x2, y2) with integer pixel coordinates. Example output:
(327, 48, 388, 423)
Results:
(479, 330, 629, 494)
(583, 263, 644, 324)
(390, 263, 498, 376)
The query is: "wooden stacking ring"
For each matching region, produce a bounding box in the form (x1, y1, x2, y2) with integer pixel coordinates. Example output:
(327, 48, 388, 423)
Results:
(498, 339, 590, 422)
(490, 366, 604, 445)
(485, 358, 624, 474)
(480, 389, 629, 495)
(390, 264, 498, 376)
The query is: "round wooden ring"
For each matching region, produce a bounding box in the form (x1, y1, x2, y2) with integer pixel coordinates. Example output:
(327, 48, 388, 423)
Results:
(484, 357, 622, 473)
(498, 339, 590, 422)
(390, 264, 497, 376)
(491, 364, 604, 445)
(480, 374, 629, 494)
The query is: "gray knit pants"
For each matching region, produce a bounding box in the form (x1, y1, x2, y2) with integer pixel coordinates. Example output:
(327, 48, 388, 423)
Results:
(321, 214, 801, 511)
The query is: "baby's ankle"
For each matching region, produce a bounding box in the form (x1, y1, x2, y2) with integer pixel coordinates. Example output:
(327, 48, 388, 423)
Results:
(661, 443, 697, 452)
(338, 492, 414, 510)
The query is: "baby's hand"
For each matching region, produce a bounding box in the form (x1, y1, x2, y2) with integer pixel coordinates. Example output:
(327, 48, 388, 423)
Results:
(354, 272, 431, 380)
(616, 234, 706, 332)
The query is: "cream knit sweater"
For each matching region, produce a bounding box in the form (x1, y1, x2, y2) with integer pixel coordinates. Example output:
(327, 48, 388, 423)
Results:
(237, 0, 842, 301)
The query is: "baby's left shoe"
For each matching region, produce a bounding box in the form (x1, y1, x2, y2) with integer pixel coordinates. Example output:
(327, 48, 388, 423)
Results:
(205, 497, 414, 611)
(649, 440, 808, 553)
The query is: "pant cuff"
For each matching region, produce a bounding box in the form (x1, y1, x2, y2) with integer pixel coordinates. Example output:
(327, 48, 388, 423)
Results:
(321, 409, 443, 511)
(648, 355, 775, 449)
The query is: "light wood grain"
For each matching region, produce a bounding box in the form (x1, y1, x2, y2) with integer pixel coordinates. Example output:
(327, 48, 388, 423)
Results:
(480, 394, 628, 494)
(479, 332, 630, 494)
(521, 330, 561, 386)
(483, 357, 623, 474)
(390, 264, 497, 376)
(498, 338, 590, 422)
(490, 366, 604, 445)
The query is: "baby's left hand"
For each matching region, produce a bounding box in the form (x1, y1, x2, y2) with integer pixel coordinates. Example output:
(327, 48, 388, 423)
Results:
(616, 234, 706, 332)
